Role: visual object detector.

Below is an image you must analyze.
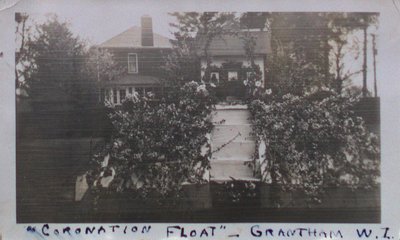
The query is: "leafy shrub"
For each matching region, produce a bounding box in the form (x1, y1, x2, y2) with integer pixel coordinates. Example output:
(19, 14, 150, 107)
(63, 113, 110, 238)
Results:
(86, 82, 214, 200)
(222, 180, 258, 203)
(212, 180, 259, 207)
(249, 90, 380, 204)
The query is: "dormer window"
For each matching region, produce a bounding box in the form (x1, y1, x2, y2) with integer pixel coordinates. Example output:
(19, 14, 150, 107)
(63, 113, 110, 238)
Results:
(128, 53, 138, 73)
(228, 71, 238, 81)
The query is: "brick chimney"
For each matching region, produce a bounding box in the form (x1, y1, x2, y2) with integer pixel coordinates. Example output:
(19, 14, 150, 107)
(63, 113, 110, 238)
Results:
(141, 15, 154, 47)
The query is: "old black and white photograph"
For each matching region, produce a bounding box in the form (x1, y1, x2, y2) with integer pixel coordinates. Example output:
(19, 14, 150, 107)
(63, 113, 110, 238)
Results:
(15, 10, 381, 223)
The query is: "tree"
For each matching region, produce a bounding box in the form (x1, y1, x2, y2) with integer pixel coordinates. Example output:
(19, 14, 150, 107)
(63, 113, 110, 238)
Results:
(330, 32, 354, 93)
(15, 13, 33, 93)
(240, 12, 378, 96)
(163, 22, 200, 85)
(326, 12, 378, 95)
(169, 12, 239, 83)
(21, 15, 123, 108)
(267, 13, 332, 96)
(268, 47, 328, 97)
(84, 47, 125, 83)
(26, 15, 86, 106)
(240, 27, 265, 100)
(81, 47, 125, 105)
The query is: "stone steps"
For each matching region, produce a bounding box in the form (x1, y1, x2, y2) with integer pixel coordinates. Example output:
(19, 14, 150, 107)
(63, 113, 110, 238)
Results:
(211, 141, 255, 161)
(211, 124, 255, 142)
(212, 107, 250, 125)
(210, 105, 258, 181)
(209, 160, 258, 182)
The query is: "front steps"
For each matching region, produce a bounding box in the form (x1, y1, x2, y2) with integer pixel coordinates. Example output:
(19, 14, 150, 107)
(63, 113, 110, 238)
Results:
(209, 159, 255, 181)
(210, 104, 258, 182)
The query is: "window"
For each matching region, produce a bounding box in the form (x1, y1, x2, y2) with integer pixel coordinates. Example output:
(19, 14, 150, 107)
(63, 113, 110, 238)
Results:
(228, 71, 238, 81)
(128, 87, 133, 94)
(128, 53, 138, 73)
(105, 89, 111, 102)
(113, 88, 118, 103)
(119, 89, 126, 102)
(210, 72, 219, 83)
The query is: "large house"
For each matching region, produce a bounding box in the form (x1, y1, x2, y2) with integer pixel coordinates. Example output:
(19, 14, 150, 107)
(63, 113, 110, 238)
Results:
(98, 15, 172, 105)
(98, 15, 273, 104)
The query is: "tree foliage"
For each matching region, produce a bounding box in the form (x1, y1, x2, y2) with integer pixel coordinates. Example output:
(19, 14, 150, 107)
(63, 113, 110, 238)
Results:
(326, 12, 378, 94)
(80, 47, 125, 105)
(241, 12, 378, 96)
(27, 16, 86, 101)
(267, 13, 331, 96)
(169, 12, 239, 83)
(18, 15, 122, 107)
(164, 13, 201, 84)
(84, 47, 125, 83)
(15, 13, 33, 92)
(240, 29, 265, 100)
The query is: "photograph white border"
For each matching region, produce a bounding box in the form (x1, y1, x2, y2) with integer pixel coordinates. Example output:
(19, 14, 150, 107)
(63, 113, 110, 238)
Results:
(1, 0, 400, 239)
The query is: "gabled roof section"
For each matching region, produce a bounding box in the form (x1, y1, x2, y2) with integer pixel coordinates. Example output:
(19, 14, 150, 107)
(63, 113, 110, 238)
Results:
(99, 26, 172, 48)
(196, 31, 272, 56)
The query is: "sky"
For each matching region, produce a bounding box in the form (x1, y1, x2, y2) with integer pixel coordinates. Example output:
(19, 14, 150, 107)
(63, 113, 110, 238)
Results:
(24, 6, 176, 45)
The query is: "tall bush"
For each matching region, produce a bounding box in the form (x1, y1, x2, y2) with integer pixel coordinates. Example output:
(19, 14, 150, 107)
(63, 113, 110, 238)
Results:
(86, 82, 214, 200)
(249, 91, 380, 204)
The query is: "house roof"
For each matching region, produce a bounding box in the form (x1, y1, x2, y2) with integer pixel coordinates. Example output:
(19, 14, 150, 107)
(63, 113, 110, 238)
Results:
(100, 75, 162, 87)
(99, 26, 172, 48)
(196, 31, 272, 56)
